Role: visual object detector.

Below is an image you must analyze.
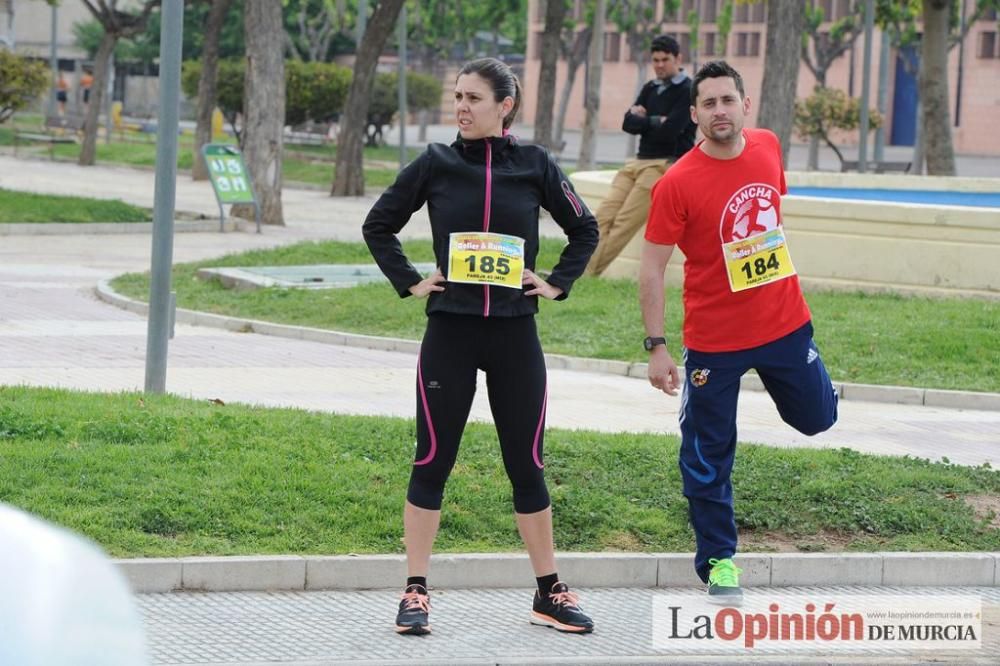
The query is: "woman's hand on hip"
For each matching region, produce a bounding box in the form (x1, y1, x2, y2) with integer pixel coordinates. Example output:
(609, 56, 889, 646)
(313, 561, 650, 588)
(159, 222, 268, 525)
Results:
(522, 269, 564, 300)
(408, 269, 446, 298)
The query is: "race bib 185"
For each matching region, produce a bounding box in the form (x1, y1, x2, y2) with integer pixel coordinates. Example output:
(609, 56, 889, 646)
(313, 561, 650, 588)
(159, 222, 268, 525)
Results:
(447, 232, 525, 289)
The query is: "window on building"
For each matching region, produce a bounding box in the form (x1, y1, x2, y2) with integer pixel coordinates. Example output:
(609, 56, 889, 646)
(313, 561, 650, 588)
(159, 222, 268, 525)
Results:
(677, 0, 696, 23)
(574, 0, 585, 21)
(627, 37, 647, 63)
(735, 31, 761, 57)
(818, 0, 835, 20)
(982, 8, 998, 21)
(605, 32, 621, 62)
(679, 32, 692, 61)
(979, 31, 997, 58)
(703, 32, 717, 56)
(734, 1, 766, 23)
(834, 0, 851, 20)
(702, 0, 718, 23)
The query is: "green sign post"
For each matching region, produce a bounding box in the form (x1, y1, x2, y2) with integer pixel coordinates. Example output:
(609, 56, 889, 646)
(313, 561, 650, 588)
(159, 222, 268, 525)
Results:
(202, 144, 260, 233)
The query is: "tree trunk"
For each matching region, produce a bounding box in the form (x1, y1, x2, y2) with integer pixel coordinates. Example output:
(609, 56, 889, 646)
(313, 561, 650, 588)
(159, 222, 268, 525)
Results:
(553, 27, 591, 154)
(757, 0, 805, 166)
(912, 96, 926, 175)
(193, 0, 234, 181)
(577, 0, 605, 170)
(79, 31, 117, 166)
(805, 67, 827, 170)
(919, 0, 956, 176)
(534, 0, 568, 149)
(332, 0, 406, 196)
(241, 0, 286, 225)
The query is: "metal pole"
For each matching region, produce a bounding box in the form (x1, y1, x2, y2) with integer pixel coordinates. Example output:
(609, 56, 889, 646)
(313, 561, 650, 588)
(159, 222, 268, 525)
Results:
(398, 5, 407, 170)
(954, 0, 967, 127)
(48, 4, 58, 117)
(144, 0, 184, 394)
(105, 52, 115, 144)
(874, 27, 889, 161)
(857, 0, 874, 173)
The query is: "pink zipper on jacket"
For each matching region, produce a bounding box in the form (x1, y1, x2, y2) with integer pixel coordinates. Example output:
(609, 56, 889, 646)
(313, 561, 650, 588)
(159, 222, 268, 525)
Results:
(481, 138, 493, 317)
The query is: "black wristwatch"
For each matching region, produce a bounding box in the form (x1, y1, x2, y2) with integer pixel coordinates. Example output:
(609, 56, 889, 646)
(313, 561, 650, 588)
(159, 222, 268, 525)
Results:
(643, 336, 667, 351)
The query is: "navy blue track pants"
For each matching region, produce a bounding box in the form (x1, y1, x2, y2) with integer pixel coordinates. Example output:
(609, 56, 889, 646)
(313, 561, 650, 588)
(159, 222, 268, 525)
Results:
(679, 322, 839, 582)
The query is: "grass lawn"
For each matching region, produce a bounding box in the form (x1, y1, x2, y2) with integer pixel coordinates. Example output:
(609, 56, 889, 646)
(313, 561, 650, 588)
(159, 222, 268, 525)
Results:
(0, 187, 151, 223)
(1, 386, 997, 558)
(110, 239, 1000, 393)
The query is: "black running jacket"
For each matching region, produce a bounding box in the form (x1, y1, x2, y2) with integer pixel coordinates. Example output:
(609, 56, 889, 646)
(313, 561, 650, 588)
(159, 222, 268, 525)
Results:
(363, 135, 598, 318)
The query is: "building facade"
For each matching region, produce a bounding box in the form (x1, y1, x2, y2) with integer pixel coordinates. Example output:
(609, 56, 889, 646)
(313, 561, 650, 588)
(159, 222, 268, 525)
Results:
(523, 0, 1000, 155)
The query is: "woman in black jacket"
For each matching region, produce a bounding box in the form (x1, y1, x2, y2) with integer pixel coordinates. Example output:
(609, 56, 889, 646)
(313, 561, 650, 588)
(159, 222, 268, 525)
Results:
(363, 57, 598, 636)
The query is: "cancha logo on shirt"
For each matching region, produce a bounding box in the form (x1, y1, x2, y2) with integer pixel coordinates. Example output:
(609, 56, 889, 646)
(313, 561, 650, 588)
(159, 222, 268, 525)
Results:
(718, 183, 781, 242)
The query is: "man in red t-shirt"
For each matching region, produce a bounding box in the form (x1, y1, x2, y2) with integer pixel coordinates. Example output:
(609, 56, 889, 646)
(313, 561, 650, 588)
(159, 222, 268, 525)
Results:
(639, 61, 839, 606)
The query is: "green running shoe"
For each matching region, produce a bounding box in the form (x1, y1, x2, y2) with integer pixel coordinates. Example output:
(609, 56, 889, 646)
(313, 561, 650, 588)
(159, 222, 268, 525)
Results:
(707, 557, 743, 606)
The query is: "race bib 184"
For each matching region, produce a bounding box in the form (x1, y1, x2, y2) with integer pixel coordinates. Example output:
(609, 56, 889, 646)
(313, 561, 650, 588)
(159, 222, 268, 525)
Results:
(447, 232, 526, 289)
(722, 227, 797, 292)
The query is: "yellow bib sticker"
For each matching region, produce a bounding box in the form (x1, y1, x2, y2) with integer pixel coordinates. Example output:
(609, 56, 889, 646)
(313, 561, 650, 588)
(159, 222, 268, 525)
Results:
(723, 227, 797, 292)
(447, 232, 526, 289)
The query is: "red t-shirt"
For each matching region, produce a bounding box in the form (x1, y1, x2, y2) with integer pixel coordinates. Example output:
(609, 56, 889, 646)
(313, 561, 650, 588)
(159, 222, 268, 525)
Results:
(645, 128, 810, 352)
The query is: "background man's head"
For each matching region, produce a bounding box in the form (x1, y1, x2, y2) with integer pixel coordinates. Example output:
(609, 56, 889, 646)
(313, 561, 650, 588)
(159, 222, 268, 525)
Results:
(650, 35, 682, 81)
(690, 60, 750, 143)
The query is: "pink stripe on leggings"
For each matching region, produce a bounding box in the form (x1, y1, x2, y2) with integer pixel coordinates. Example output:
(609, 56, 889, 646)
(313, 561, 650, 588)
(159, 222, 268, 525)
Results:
(532, 383, 548, 469)
(414, 355, 437, 466)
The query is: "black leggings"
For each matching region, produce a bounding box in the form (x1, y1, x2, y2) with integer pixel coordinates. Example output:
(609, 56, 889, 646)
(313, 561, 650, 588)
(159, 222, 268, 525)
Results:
(407, 313, 550, 514)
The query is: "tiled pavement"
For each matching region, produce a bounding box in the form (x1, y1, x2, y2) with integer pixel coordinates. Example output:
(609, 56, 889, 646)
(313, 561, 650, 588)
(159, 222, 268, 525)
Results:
(139, 586, 1000, 665)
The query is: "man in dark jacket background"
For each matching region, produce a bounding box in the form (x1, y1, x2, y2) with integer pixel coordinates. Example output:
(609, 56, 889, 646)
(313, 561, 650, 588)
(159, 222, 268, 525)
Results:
(586, 35, 697, 276)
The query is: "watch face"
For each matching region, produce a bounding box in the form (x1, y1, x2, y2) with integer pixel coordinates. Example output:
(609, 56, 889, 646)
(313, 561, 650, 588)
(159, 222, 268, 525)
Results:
(644, 336, 664, 351)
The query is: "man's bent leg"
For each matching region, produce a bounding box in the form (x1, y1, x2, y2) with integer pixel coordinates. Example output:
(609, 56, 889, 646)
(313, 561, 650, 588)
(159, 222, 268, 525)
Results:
(754, 322, 839, 437)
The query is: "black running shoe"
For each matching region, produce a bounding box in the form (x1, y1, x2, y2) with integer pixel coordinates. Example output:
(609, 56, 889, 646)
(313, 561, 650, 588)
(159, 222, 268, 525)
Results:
(395, 584, 431, 635)
(530, 581, 594, 633)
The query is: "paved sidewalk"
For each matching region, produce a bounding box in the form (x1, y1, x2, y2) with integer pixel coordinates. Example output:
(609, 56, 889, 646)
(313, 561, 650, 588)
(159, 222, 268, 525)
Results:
(140, 586, 1000, 665)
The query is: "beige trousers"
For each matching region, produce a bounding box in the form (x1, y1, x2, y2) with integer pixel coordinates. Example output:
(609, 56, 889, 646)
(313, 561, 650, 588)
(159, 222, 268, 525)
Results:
(586, 158, 672, 276)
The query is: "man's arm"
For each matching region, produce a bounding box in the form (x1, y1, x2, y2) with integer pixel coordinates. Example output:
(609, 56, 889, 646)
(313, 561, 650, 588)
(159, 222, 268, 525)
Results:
(639, 240, 681, 396)
(647, 83, 694, 144)
(622, 85, 651, 135)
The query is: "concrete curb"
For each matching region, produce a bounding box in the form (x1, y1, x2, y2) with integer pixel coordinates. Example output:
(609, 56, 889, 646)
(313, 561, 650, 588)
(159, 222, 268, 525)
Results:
(0, 220, 255, 236)
(95, 280, 1000, 412)
(0, 219, 252, 235)
(115, 552, 1000, 594)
